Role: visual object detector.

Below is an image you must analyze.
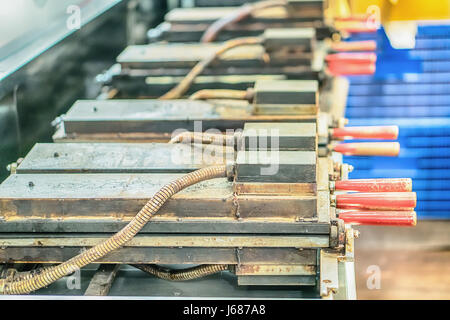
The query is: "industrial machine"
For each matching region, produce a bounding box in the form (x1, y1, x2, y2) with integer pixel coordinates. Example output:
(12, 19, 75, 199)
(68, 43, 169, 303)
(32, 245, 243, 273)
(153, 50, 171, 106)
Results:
(0, 0, 417, 298)
(107, 27, 375, 97)
(0, 79, 415, 298)
(151, 0, 358, 42)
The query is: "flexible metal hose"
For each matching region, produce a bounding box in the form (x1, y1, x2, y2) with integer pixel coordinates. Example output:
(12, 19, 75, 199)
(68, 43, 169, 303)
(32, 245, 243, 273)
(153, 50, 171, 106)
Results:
(189, 89, 254, 101)
(189, 89, 250, 101)
(169, 131, 236, 146)
(159, 37, 263, 100)
(132, 264, 229, 281)
(0, 165, 228, 295)
(201, 0, 288, 43)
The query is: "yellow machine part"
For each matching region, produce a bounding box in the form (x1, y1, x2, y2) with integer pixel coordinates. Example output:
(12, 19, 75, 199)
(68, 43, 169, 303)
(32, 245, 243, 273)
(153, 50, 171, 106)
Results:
(327, 0, 450, 48)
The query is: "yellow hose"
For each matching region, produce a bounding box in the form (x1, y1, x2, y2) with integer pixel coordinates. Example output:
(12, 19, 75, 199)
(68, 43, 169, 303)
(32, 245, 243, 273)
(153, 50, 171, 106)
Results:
(0, 165, 228, 295)
(159, 37, 263, 100)
(189, 89, 254, 101)
(132, 264, 229, 281)
(169, 131, 236, 146)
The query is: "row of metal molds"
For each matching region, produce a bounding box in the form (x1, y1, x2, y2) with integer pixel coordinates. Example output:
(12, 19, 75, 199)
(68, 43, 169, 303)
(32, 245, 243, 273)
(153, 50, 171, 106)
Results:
(0, 1, 413, 298)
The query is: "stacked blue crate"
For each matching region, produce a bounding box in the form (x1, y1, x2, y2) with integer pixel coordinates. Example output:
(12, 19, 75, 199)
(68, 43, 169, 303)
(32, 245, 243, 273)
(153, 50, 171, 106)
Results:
(343, 24, 450, 219)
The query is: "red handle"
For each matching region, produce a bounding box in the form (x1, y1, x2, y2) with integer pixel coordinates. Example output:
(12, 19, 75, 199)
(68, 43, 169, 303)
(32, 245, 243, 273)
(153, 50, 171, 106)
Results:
(333, 142, 400, 156)
(326, 52, 377, 64)
(339, 210, 417, 226)
(336, 192, 417, 210)
(327, 63, 376, 76)
(332, 126, 399, 140)
(335, 178, 412, 192)
(330, 40, 377, 52)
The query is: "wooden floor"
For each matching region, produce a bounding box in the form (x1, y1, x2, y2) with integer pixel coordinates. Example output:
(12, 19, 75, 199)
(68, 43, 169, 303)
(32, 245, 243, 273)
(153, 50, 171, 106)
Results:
(354, 220, 450, 299)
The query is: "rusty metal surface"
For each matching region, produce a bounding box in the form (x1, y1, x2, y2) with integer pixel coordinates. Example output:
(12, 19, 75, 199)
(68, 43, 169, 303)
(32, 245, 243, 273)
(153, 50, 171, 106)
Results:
(317, 190, 332, 223)
(118, 63, 317, 78)
(0, 247, 317, 265)
(111, 69, 319, 99)
(236, 150, 317, 183)
(235, 264, 316, 276)
(317, 157, 332, 191)
(165, 6, 323, 24)
(0, 218, 330, 234)
(237, 275, 316, 286)
(263, 28, 315, 52)
(16, 143, 227, 174)
(243, 122, 317, 150)
(117, 42, 313, 74)
(158, 23, 331, 43)
(117, 43, 269, 69)
(84, 264, 120, 296)
(0, 234, 329, 248)
(254, 79, 318, 105)
(61, 99, 318, 137)
(254, 103, 317, 115)
(233, 182, 316, 196)
(112, 74, 290, 99)
(320, 249, 339, 298)
(0, 173, 318, 219)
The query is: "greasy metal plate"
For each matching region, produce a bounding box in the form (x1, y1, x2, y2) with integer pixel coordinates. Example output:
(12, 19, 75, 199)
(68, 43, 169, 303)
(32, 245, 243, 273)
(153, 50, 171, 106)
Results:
(165, 6, 322, 24)
(61, 99, 318, 136)
(254, 79, 318, 105)
(0, 218, 330, 234)
(263, 28, 315, 52)
(242, 122, 317, 150)
(235, 264, 316, 276)
(236, 150, 316, 183)
(114, 74, 288, 99)
(0, 234, 329, 248)
(117, 43, 266, 69)
(0, 247, 317, 265)
(0, 174, 317, 219)
(16, 143, 228, 174)
(237, 275, 316, 286)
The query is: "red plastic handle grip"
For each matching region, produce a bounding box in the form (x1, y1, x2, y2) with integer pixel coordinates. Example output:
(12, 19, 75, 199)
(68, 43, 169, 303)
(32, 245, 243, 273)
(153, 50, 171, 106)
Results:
(326, 52, 377, 63)
(334, 178, 412, 192)
(327, 63, 376, 76)
(332, 126, 399, 140)
(339, 210, 417, 226)
(333, 142, 400, 156)
(336, 192, 417, 210)
(330, 40, 377, 52)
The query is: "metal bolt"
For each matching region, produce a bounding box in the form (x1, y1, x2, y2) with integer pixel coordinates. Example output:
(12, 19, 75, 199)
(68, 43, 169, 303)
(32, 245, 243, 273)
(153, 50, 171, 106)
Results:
(28, 181, 34, 188)
(54, 152, 59, 158)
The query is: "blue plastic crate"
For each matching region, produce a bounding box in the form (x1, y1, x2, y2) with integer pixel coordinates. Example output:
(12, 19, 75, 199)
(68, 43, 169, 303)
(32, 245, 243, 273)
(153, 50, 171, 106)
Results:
(344, 24, 450, 220)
